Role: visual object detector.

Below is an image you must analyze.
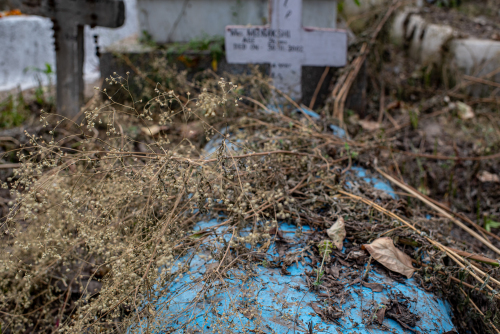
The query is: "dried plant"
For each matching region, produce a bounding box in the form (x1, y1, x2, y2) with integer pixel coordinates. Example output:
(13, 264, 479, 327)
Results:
(1, 65, 499, 333)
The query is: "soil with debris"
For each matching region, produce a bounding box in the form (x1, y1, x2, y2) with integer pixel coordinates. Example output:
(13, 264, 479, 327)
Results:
(419, 3, 500, 40)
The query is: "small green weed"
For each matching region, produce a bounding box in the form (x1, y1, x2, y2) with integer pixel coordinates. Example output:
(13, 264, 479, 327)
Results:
(315, 240, 333, 286)
(409, 109, 419, 130)
(139, 30, 157, 48)
(167, 34, 225, 68)
(484, 218, 500, 232)
(0, 93, 29, 128)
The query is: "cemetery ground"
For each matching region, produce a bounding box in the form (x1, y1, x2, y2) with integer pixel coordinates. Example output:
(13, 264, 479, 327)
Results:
(1, 2, 500, 334)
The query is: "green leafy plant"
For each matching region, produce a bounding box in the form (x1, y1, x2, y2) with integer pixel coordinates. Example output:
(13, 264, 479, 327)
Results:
(0, 93, 29, 129)
(315, 240, 333, 286)
(435, 0, 460, 8)
(337, 0, 360, 13)
(139, 30, 157, 48)
(167, 34, 225, 68)
(409, 109, 419, 130)
(484, 218, 500, 232)
(24, 63, 55, 106)
(344, 142, 358, 159)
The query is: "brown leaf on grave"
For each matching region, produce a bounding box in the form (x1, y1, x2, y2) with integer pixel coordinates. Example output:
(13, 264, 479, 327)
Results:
(326, 217, 346, 250)
(310, 302, 325, 318)
(362, 237, 415, 279)
(330, 265, 340, 278)
(359, 119, 380, 131)
(456, 101, 474, 120)
(386, 101, 400, 110)
(348, 277, 361, 287)
(141, 124, 169, 136)
(68, 163, 77, 174)
(346, 250, 366, 260)
(177, 55, 200, 68)
(281, 265, 291, 276)
(258, 238, 271, 252)
(362, 281, 384, 292)
(91, 265, 111, 279)
(337, 258, 352, 267)
(376, 305, 386, 324)
(477, 171, 500, 183)
(267, 226, 284, 239)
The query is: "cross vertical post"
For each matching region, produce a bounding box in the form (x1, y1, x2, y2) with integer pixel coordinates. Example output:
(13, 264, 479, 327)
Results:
(11, 0, 125, 118)
(225, 0, 347, 100)
(268, 0, 303, 97)
(53, 22, 85, 118)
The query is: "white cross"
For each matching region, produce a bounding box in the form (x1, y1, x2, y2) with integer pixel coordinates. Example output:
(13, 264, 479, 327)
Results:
(225, 0, 347, 99)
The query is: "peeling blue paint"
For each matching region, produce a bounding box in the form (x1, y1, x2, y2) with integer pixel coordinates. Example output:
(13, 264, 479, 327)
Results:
(133, 215, 455, 333)
(349, 167, 399, 199)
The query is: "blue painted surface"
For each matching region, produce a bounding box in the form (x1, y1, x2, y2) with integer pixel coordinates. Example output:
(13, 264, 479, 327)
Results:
(349, 167, 399, 199)
(292, 106, 321, 119)
(132, 114, 455, 333)
(329, 124, 347, 139)
(134, 217, 455, 333)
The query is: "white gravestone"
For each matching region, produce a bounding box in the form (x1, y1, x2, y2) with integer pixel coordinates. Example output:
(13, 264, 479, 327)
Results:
(225, 0, 347, 99)
(10, 0, 125, 117)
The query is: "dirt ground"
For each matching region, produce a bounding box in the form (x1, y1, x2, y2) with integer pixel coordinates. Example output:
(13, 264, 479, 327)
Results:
(420, 1, 500, 40)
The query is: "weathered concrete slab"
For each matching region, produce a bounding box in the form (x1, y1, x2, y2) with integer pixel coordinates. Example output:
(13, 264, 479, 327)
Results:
(450, 38, 500, 93)
(0, 0, 138, 94)
(8, 0, 126, 117)
(386, 8, 500, 96)
(137, 0, 339, 43)
(0, 16, 55, 91)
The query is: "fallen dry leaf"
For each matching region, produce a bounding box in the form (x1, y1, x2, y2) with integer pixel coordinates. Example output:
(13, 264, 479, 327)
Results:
(330, 265, 340, 278)
(359, 120, 380, 131)
(310, 302, 324, 318)
(376, 305, 386, 324)
(362, 281, 384, 292)
(477, 171, 500, 183)
(362, 237, 415, 278)
(267, 226, 284, 239)
(456, 101, 474, 120)
(346, 250, 365, 260)
(326, 217, 346, 250)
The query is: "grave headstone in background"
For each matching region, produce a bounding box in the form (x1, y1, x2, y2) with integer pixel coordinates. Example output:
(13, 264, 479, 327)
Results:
(136, 0, 339, 43)
(101, 0, 345, 108)
(10, 0, 125, 117)
(225, 0, 347, 99)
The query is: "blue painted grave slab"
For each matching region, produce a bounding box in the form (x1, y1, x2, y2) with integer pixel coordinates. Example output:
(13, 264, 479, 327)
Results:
(133, 216, 455, 333)
(131, 111, 455, 333)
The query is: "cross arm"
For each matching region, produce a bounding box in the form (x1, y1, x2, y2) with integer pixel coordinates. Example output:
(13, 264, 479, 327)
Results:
(225, 25, 280, 64)
(301, 29, 348, 67)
